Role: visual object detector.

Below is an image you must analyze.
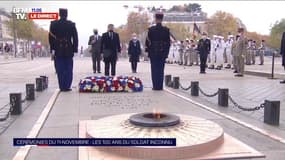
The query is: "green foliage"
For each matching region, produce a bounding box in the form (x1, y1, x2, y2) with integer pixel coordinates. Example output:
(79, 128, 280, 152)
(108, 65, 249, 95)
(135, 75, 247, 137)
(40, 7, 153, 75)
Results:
(5, 15, 49, 47)
(168, 3, 202, 13)
(206, 11, 239, 38)
(115, 12, 150, 43)
(269, 19, 285, 49)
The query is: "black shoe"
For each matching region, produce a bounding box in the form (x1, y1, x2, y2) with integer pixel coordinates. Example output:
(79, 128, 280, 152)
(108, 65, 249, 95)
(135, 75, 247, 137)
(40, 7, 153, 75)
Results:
(233, 70, 238, 73)
(200, 71, 206, 74)
(259, 64, 263, 65)
(98, 71, 101, 73)
(280, 80, 285, 84)
(61, 88, 72, 92)
(235, 74, 243, 77)
(93, 71, 96, 73)
(152, 88, 163, 91)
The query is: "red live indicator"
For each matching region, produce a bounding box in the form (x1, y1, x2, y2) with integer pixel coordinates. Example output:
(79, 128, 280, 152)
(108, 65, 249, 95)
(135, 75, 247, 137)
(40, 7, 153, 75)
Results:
(28, 12, 58, 20)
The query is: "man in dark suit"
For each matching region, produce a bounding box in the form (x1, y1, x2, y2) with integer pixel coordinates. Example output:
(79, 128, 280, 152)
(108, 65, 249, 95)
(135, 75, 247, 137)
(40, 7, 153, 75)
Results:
(100, 24, 121, 76)
(280, 32, 285, 83)
(88, 29, 102, 73)
(197, 32, 211, 74)
(49, 8, 78, 91)
(145, 12, 171, 90)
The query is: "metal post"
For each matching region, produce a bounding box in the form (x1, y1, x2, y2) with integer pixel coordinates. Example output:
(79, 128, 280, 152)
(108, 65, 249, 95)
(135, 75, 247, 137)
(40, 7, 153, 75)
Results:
(40, 76, 48, 89)
(218, 88, 229, 107)
(10, 93, 22, 115)
(172, 77, 180, 89)
(36, 77, 44, 91)
(26, 84, 35, 100)
(269, 52, 275, 79)
(264, 100, 280, 125)
(165, 75, 172, 87)
(191, 81, 199, 96)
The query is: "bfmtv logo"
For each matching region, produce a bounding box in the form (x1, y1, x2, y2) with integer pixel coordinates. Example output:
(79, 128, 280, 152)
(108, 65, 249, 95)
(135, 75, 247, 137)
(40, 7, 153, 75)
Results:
(12, 7, 58, 20)
(12, 7, 29, 20)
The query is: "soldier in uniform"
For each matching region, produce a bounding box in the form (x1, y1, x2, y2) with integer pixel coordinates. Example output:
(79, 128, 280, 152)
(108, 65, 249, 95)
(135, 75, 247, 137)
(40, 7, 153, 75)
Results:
(197, 32, 211, 74)
(235, 28, 247, 77)
(225, 35, 234, 69)
(215, 36, 224, 70)
(88, 29, 102, 73)
(258, 40, 266, 65)
(49, 8, 78, 91)
(246, 39, 252, 65)
(251, 40, 257, 65)
(145, 12, 171, 90)
(184, 38, 191, 66)
(231, 35, 240, 73)
(178, 40, 184, 65)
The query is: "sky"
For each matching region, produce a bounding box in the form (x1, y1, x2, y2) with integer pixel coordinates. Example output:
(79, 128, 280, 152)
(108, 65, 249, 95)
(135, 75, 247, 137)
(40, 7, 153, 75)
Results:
(1, 0, 285, 48)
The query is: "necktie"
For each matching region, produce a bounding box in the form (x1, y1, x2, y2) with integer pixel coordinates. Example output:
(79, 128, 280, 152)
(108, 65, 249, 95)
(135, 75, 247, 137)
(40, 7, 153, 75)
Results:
(110, 32, 113, 39)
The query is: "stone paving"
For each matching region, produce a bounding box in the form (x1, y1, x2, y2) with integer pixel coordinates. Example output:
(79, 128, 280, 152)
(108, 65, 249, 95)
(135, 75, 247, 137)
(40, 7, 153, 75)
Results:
(0, 57, 285, 160)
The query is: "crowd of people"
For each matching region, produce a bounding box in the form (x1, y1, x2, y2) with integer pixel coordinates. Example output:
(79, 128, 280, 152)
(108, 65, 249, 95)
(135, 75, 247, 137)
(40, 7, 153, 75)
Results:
(50, 8, 277, 92)
(165, 34, 266, 73)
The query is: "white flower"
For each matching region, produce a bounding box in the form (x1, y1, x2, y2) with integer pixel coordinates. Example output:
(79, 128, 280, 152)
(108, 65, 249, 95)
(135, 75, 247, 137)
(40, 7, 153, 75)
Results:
(135, 83, 140, 88)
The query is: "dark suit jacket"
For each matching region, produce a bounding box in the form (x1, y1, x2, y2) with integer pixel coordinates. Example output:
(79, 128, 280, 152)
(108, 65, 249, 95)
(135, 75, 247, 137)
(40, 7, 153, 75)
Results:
(197, 38, 211, 56)
(281, 32, 285, 66)
(128, 40, 141, 62)
(100, 31, 121, 61)
(88, 35, 101, 55)
(49, 19, 78, 57)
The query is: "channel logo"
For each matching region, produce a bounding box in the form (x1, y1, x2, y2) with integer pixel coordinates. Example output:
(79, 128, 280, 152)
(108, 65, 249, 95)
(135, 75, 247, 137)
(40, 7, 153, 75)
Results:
(12, 7, 58, 20)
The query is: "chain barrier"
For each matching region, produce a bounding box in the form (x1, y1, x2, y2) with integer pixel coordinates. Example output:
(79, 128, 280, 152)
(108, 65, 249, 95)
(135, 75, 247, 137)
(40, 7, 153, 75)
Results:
(178, 82, 265, 112)
(0, 95, 26, 122)
(228, 95, 265, 111)
(179, 83, 192, 91)
(198, 87, 219, 97)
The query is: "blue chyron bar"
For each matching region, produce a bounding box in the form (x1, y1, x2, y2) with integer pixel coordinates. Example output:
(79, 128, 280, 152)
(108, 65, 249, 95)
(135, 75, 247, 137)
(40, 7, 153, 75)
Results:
(13, 138, 176, 147)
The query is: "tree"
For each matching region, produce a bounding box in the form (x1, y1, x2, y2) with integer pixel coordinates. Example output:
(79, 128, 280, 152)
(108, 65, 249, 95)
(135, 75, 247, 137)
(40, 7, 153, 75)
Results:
(184, 3, 201, 13)
(206, 11, 240, 38)
(269, 19, 285, 49)
(168, 3, 202, 13)
(126, 12, 150, 35)
(115, 12, 150, 43)
(246, 31, 269, 47)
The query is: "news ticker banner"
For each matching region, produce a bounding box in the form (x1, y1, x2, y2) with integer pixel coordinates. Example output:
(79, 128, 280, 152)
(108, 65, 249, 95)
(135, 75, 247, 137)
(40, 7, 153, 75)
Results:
(12, 7, 58, 20)
(14, 138, 176, 147)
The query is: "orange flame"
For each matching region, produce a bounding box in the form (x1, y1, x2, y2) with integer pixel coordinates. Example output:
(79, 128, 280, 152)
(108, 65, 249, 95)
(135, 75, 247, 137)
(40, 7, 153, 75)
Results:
(152, 108, 161, 119)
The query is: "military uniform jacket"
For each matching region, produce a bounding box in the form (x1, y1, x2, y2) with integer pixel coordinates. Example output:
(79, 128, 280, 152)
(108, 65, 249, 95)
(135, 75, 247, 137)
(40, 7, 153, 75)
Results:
(145, 23, 171, 59)
(236, 36, 247, 57)
(49, 19, 78, 57)
(197, 38, 211, 56)
(280, 32, 285, 66)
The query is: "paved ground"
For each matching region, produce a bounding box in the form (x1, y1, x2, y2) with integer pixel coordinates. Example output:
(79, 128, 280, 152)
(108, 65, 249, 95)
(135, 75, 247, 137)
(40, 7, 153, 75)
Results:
(0, 56, 285, 160)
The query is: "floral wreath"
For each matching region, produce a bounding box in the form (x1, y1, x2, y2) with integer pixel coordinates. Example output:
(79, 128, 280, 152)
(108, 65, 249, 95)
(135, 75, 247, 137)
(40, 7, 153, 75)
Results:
(79, 76, 143, 93)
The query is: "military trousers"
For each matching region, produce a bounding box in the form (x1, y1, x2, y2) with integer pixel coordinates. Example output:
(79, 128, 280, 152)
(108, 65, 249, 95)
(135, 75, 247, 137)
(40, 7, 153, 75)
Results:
(150, 56, 165, 90)
(259, 50, 265, 65)
(236, 56, 245, 75)
(55, 56, 73, 91)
